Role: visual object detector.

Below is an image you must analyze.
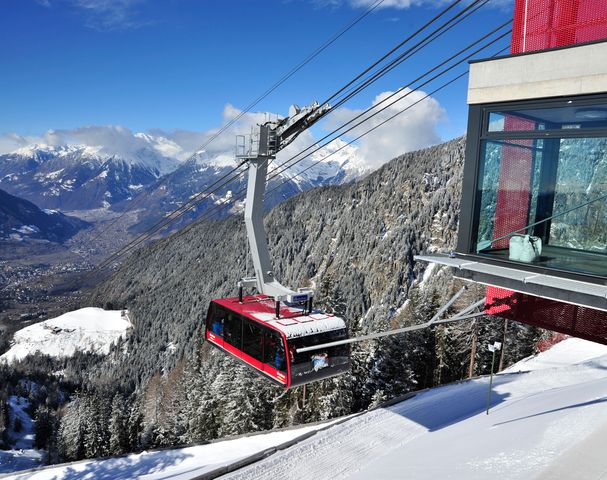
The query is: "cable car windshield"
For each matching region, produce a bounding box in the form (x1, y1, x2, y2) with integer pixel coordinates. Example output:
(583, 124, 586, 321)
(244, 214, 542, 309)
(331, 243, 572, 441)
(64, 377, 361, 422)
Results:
(289, 329, 350, 385)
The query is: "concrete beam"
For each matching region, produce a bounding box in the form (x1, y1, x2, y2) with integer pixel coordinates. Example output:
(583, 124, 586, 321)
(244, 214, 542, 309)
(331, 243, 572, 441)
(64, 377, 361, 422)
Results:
(468, 41, 607, 104)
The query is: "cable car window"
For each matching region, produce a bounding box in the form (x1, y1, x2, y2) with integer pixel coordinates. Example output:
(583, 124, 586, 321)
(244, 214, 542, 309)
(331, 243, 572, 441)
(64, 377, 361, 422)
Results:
(224, 311, 243, 349)
(263, 330, 286, 373)
(289, 329, 350, 380)
(208, 304, 226, 337)
(241, 318, 263, 361)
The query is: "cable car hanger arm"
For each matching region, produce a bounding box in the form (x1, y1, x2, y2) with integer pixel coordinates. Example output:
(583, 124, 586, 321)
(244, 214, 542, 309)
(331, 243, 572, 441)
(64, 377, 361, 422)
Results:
(237, 101, 330, 304)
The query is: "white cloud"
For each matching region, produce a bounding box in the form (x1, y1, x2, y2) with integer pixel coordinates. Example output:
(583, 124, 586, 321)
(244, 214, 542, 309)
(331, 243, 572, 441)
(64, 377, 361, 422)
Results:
(0, 105, 294, 166)
(0, 92, 445, 172)
(325, 88, 445, 169)
(0, 133, 33, 154)
(71, 0, 151, 31)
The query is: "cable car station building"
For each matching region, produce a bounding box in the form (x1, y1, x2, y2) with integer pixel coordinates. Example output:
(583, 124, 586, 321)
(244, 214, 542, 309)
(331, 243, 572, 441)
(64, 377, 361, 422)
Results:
(418, 0, 607, 344)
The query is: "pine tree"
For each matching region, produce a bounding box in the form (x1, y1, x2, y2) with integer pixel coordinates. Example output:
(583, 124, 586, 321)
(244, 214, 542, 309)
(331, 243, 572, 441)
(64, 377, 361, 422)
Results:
(58, 396, 85, 461)
(302, 373, 354, 422)
(127, 399, 143, 451)
(34, 405, 53, 449)
(316, 273, 347, 318)
(0, 397, 7, 450)
(109, 394, 129, 455)
(160, 360, 187, 446)
(217, 365, 268, 438)
(82, 393, 110, 458)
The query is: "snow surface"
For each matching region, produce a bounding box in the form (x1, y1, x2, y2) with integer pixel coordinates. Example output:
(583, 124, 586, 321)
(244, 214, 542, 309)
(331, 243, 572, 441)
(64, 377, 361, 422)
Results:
(224, 337, 607, 480)
(0, 396, 43, 474)
(6, 337, 607, 479)
(0, 308, 131, 364)
(254, 312, 347, 339)
(2, 420, 343, 480)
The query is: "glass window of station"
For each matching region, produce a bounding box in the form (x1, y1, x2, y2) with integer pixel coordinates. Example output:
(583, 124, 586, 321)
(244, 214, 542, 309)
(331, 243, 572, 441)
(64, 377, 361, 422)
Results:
(469, 95, 607, 281)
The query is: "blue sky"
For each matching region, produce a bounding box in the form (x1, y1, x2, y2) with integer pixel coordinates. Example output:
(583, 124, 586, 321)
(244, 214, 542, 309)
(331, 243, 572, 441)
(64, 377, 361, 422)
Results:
(0, 0, 513, 162)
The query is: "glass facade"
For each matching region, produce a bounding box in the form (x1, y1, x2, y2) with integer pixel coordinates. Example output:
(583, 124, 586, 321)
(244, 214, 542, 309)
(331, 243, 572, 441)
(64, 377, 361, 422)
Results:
(472, 97, 607, 280)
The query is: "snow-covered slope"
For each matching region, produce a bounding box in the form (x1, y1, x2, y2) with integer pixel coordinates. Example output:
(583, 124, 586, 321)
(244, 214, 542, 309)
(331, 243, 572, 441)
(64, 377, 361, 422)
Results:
(0, 308, 132, 364)
(226, 337, 607, 480)
(1, 418, 343, 480)
(7, 337, 607, 480)
(0, 396, 43, 474)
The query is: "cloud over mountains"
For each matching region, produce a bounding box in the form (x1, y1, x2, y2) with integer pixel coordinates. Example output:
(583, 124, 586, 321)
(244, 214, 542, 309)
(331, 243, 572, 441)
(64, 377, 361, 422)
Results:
(0, 90, 446, 171)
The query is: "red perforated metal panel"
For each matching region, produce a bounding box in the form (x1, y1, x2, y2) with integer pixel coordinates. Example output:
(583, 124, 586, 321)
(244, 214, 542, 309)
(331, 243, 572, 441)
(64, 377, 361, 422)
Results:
(486, 287, 607, 344)
(492, 122, 536, 249)
(511, 0, 607, 54)
(485, 0, 607, 344)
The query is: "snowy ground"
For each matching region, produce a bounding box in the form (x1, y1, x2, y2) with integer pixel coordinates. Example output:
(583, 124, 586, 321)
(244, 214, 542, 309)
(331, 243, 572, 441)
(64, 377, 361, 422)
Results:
(1, 420, 343, 480)
(0, 308, 131, 363)
(225, 337, 607, 480)
(4, 337, 607, 479)
(0, 396, 43, 474)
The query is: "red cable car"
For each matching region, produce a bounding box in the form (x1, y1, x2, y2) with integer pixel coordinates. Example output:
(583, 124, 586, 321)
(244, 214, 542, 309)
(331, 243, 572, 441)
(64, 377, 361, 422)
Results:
(205, 295, 350, 388)
(205, 102, 351, 388)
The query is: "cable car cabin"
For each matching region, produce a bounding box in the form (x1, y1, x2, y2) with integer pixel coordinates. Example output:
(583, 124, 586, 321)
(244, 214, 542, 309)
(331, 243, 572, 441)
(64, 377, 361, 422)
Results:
(205, 295, 350, 389)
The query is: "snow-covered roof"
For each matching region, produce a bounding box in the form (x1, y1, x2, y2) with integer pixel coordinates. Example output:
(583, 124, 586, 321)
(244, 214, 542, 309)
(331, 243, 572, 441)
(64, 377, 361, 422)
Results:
(213, 296, 347, 339)
(250, 312, 346, 339)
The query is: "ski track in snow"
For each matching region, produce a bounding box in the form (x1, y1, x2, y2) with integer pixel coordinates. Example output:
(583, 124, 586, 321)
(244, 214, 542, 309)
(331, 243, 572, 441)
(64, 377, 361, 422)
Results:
(223, 338, 607, 480)
(0, 396, 43, 474)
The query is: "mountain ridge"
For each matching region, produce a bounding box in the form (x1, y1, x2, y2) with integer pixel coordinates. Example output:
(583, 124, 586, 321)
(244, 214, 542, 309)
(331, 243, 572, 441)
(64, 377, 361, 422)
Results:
(0, 188, 90, 243)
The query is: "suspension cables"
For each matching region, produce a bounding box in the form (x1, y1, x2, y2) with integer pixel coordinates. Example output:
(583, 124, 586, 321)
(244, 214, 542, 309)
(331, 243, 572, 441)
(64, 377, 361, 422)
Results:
(85, 2, 508, 278)
(185, 42, 510, 231)
(196, 0, 387, 154)
(84, 1, 383, 249)
(271, 22, 512, 178)
(321, 0, 464, 107)
(134, 42, 510, 260)
(327, 0, 492, 112)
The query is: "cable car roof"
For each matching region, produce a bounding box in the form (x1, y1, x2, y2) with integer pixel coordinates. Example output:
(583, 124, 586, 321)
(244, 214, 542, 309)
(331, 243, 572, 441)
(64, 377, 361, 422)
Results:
(212, 295, 347, 339)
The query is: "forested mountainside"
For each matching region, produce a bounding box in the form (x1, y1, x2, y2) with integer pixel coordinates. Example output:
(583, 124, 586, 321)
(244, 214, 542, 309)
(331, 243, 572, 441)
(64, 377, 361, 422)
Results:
(0, 189, 89, 243)
(71, 136, 538, 451)
(1, 137, 539, 464)
(90, 137, 467, 382)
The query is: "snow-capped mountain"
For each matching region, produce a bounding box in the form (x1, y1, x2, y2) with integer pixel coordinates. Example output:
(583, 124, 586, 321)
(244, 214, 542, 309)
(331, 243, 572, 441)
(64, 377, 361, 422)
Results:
(295, 138, 370, 186)
(0, 134, 367, 223)
(0, 143, 180, 211)
(119, 138, 369, 234)
(0, 188, 89, 243)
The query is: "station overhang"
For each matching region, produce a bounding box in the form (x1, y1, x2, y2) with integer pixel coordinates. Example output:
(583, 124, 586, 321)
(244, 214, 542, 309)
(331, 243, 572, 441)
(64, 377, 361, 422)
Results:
(415, 254, 607, 313)
(468, 40, 607, 104)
